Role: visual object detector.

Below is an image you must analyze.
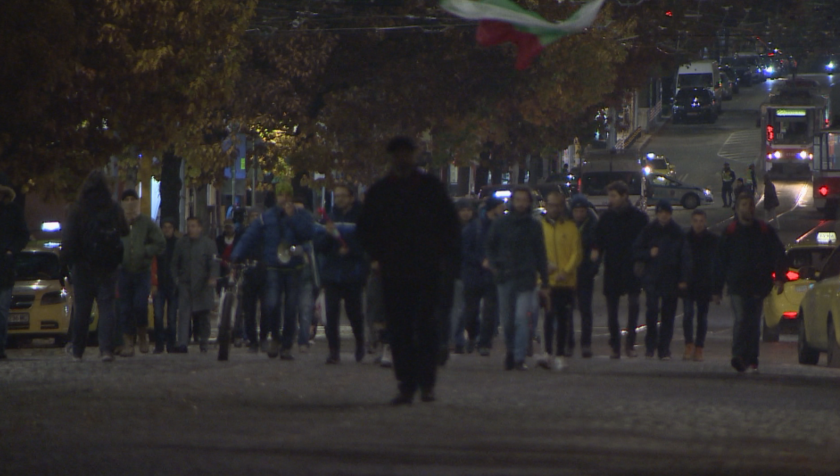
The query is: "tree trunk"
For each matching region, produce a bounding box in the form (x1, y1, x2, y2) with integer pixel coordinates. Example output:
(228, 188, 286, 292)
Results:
(160, 151, 182, 230)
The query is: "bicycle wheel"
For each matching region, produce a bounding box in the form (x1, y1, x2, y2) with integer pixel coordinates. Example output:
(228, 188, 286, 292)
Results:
(218, 290, 235, 361)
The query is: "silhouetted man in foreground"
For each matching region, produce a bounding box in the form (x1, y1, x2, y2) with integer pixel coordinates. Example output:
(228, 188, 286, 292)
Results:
(358, 137, 460, 405)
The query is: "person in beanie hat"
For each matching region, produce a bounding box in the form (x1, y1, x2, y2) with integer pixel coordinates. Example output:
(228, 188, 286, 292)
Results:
(151, 217, 180, 353)
(569, 195, 600, 358)
(632, 199, 692, 360)
(0, 172, 29, 360)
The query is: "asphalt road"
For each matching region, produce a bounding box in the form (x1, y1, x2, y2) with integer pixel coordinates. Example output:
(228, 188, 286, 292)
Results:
(4, 78, 840, 475)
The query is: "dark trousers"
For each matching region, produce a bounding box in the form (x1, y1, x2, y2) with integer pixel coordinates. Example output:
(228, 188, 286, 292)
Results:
(118, 269, 151, 336)
(264, 268, 300, 350)
(382, 276, 439, 396)
(730, 295, 762, 366)
(153, 285, 178, 351)
(570, 276, 595, 349)
(722, 185, 733, 207)
(242, 266, 266, 344)
(683, 297, 710, 348)
(461, 281, 499, 349)
(324, 282, 365, 352)
(605, 292, 640, 352)
(644, 291, 679, 357)
(72, 268, 118, 357)
(544, 287, 575, 356)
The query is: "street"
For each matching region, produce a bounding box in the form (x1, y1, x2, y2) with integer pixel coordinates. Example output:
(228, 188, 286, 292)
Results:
(4, 80, 840, 475)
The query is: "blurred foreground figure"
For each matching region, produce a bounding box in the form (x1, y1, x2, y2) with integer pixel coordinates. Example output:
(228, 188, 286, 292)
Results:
(358, 137, 460, 405)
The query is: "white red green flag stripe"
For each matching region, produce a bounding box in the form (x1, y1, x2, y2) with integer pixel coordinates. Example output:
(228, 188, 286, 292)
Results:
(440, 0, 606, 70)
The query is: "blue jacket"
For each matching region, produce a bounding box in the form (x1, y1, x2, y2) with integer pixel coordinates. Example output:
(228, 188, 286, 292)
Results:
(231, 206, 314, 269)
(461, 216, 493, 289)
(314, 202, 368, 284)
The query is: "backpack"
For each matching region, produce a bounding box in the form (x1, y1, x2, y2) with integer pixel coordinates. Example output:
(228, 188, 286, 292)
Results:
(82, 206, 124, 273)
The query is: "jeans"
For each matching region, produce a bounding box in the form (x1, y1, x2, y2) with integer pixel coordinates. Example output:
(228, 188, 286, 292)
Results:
(605, 292, 640, 352)
(0, 286, 11, 356)
(644, 291, 678, 357)
(730, 294, 762, 366)
(461, 281, 499, 350)
(241, 266, 266, 344)
(118, 269, 152, 336)
(366, 271, 388, 347)
(570, 276, 595, 349)
(544, 287, 575, 356)
(324, 282, 365, 352)
(683, 297, 710, 348)
(497, 282, 536, 364)
(153, 285, 178, 351)
(382, 276, 439, 395)
(177, 308, 210, 350)
(264, 268, 301, 351)
(298, 277, 316, 346)
(449, 280, 468, 349)
(722, 185, 733, 207)
(72, 268, 118, 357)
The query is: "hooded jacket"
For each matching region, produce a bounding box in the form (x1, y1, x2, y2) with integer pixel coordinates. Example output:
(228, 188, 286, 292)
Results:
(486, 209, 548, 292)
(315, 201, 368, 284)
(122, 214, 165, 273)
(232, 205, 315, 269)
(632, 219, 692, 296)
(592, 201, 649, 295)
(0, 173, 29, 289)
(541, 215, 582, 288)
(715, 219, 786, 297)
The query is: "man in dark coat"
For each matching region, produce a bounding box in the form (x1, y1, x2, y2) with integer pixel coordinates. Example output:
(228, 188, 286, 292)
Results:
(315, 183, 368, 364)
(592, 181, 649, 359)
(569, 195, 600, 358)
(358, 136, 460, 405)
(633, 200, 692, 360)
(0, 172, 29, 360)
(683, 209, 718, 362)
(715, 193, 786, 373)
(60, 170, 130, 362)
(151, 218, 179, 353)
(721, 163, 736, 208)
(460, 197, 505, 356)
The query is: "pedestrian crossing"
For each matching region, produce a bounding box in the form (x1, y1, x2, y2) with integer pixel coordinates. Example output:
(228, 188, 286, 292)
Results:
(718, 130, 760, 164)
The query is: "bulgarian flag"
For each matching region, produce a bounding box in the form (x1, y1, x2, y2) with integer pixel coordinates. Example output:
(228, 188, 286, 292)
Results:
(440, 0, 606, 70)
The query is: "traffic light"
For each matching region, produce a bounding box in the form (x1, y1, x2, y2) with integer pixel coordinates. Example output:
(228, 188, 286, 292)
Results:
(665, 10, 673, 17)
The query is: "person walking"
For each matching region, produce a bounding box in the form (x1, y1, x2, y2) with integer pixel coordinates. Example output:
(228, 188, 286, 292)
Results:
(537, 191, 581, 371)
(715, 193, 786, 373)
(746, 164, 758, 198)
(450, 198, 476, 354)
(215, 219, 239, 295)
(151, 218, 179, 353)
(60, 170, 130, 362)
(117, 189, 165, 357)
(721, 163, 736, 208)
(171, 217, 218, 353)
(683, 210, 718, 362)
(358, 136, 460, 405)
(569, 195, 600, 358)
(592, 181, 649, 359)
(763, 175, 780, 228)
(460, 197, 505, 357)
(485, 187, 549, 371)
(232, 192, 315, 360)
(633, 200, 691, 360)
(315, 183, 368, 364)
(240, 202, 269, 353)
(0, 172, 29, 360)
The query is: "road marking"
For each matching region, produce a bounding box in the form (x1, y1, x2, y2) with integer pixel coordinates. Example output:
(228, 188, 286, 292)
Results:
(718, 130, 759, 164)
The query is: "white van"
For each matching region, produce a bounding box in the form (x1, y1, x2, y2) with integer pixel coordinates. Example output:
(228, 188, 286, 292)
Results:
(677, 61, 722, 113)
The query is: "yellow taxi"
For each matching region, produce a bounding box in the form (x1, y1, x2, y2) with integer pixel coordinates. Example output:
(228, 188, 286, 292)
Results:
(642, 153, 676, 177)
(762, 226, 837, 342)
(797, 236, 840, 368)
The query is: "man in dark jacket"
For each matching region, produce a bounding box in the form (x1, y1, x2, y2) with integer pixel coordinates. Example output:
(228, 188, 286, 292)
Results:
(60, 170, 130, 362)
(592, 181, 649, 359)
(232, 192, 315, 360)
(570, 195, 600, 358)
(715, 193, 786, 373)
(152, 218, 179, 353)
(633, 200, 692, 360)
(358, 136, 460, 405)
(683, 209, 718, 362)
(215, 219, 240, 295)
(315, 183, 368, 364)
(460, 197, 505, 357)
(486, 187, 549, 371)
(0, 172, 29, 360)
(448, 198, 476, 355)
(721, 163, 736, 208)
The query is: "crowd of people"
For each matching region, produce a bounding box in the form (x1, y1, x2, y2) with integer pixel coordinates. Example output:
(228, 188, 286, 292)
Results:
(0, 137, 789, 404)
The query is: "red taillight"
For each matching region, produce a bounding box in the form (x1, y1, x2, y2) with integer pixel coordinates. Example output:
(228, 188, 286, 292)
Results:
(577, 178, 582, 191)
(786, 270, 800, 281)
(766, 125, 775, 141)
(782, 311, 798, 319)
(819, 185, 830, 196)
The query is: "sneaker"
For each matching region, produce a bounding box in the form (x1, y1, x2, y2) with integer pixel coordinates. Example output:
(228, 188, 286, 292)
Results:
(171, 346, 188, 354)
(466, 340, 476, 354)
(504, 352, 515, 371)
(683, 343, 695, 361)
(552, 356, 566, 371)
(233, 337, 243, 348)
(267, 340, 280, 359)
(152, 346, 164, 355)
(355, 342, 365, 363)
(731, 356, 747, 373)
(101, 352, 115, 362)
(660, 355, 671, 361)
(280, 350, 295, 361)
(645, 351, 655, 359)
(71, 354, 83, 362)
(536, 355, 551, 370)
(693, 346, 704, 362)
(581, 346, 593, 359)
(749, 364, 759, 374)
(478, 347, 491, 357)
(420, 389, 436, 403)
(326, 351, 340, 365)
(626, 348, 638, 358)
(299, 344, 310, 354)
(247, 343, 259, 354)
(64, 343, 73, 356)
(610, 348, 621, 359)
(390, 392, 414, 406)
(260, 339, 269, 354)
(380, 346, 393, 368)
(200, 347, 208, 354)
(514, 362, 529, 371)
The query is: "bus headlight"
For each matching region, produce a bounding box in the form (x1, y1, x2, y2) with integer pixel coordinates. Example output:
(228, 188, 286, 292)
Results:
(773, 151, 782, 159)
(798, 150, 808, 159)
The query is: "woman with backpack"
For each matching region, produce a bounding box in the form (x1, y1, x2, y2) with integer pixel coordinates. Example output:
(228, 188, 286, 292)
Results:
(60, 170, 130, 362)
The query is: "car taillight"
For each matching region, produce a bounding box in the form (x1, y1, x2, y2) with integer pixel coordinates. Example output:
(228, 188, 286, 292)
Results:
(786, 270, 799, 281)
(782, 311, 799, 319)
(819, 186, 830, 196)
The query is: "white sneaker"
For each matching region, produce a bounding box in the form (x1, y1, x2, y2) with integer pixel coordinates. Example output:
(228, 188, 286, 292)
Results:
(380, 345, 393, 368)
(552, 356, 566, 371)
(536, 354, 551, 370)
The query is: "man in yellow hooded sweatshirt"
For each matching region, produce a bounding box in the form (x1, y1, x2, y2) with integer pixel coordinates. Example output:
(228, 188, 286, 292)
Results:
(538, 191, 582, 371)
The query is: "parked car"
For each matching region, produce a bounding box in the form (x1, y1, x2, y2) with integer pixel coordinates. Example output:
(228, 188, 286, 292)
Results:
(642, 153, 676, 177)
(719, 65, 740, 93)
(644, 173, 713, 210)
(797, 241, 840, 367)
(672, 88, 718, 124)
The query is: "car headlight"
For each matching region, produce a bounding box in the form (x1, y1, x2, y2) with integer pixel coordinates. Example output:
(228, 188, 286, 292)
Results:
(41, 290, 67, 306)
(703, 189, 711, 196)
